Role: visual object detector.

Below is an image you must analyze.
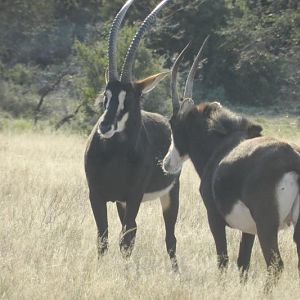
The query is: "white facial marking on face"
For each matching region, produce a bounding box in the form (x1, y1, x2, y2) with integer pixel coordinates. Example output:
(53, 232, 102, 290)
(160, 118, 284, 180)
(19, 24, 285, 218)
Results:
(97, 111, 107, 136)
(163, 135, 188, 174)
(105, 90, 112, 110)
(117, 90, 126, 113)
(97, 90, 128, 139)
(101, 130, 114, 139)
(97, 89, 112, 136)
(115, 112, 129, 133)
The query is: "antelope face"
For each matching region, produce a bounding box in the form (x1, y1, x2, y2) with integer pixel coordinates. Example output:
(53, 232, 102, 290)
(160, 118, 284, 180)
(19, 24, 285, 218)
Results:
(98, 81, 131, 139)
(97, 0, 171, 140)
(163, 104, 192, 174)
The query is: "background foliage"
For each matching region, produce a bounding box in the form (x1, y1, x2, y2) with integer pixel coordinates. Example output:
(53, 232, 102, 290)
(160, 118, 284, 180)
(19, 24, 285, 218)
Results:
(0, 0, 299, 131)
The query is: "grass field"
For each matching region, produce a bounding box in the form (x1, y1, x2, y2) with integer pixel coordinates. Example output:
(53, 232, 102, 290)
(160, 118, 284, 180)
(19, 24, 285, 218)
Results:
(1, 115, 300, 299)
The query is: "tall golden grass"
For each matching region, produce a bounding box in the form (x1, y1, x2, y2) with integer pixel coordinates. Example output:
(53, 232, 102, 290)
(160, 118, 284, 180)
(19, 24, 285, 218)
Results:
(1, 120, 300, 299)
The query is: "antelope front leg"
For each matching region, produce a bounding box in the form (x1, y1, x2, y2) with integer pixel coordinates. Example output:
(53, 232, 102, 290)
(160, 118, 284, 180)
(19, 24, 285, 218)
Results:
(207, 210, 228, 269)
(89, 190, 108, 257)
(119, 196, 142, 258)
(160, 180, 180, 272)
(116, 202, 126, 226)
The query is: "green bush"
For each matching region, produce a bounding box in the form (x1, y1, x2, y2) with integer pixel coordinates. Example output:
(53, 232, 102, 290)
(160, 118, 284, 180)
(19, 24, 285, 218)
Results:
(208, 6, 300, 105)
(0, 81, 37, 118)
(6, 64, 37, 86)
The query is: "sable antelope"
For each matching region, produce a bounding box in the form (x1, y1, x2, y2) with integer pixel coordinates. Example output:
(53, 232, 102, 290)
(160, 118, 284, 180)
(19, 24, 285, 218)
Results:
(163, 40, 300, 284)
(84, 0, 180, 270)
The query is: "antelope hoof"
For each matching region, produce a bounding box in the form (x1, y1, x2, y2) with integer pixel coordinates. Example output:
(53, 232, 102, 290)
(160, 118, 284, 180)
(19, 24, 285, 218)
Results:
(120, 240, 134, 259)
(98, 244, 108, 258)
(239, 270, 249, 284)
(120, 244, 133, 259)
(119, 229, 136, 259)
(218, 255, 229, 271)
(171, 257, 179, 273)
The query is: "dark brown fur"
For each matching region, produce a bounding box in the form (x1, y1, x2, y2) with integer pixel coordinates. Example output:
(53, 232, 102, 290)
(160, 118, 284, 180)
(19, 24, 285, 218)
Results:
(166, 102, 300, 284)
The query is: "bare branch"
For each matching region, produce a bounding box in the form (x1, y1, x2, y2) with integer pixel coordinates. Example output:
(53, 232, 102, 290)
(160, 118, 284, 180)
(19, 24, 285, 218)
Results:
(54, 103, 83, 130)
(33, 69, 75, 125)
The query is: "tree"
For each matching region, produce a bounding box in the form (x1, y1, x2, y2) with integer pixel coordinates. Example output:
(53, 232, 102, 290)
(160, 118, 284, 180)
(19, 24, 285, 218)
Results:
(99, 0, 158, 24)
(210, 3, 300, 105)
(148, 0, 228, 61)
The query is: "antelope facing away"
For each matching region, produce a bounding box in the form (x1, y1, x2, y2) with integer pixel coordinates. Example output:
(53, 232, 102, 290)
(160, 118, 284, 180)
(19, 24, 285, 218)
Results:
(84, 0, 181, 270)
(163, 40, 300, 285)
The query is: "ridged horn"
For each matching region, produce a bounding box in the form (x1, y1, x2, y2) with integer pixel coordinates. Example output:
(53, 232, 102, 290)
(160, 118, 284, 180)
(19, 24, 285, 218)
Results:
(183, 36, 209, 99)
(108, 0, 135, 82)
(171, 42, 191, 114)
(120, 0, 171, 83)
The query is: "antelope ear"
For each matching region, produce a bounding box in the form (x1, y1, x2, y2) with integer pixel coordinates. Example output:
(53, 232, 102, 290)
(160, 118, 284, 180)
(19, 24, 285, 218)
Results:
(180, 98, 194, 114)
(135, 71, 169, 94)
(247, 123, 263, 138)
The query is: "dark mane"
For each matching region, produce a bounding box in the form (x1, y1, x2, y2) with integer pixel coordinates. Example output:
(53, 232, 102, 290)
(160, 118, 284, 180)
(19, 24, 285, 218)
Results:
(208, 106, 262, 138)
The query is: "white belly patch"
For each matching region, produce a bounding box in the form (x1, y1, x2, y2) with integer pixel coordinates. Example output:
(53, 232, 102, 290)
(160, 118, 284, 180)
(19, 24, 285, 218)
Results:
(225, 201, 257, 235)
(142, 182, 175, 202)
(225, 172, 299, 235)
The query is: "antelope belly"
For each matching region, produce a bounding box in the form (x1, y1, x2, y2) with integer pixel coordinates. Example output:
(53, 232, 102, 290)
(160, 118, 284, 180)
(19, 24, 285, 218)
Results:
(142, 182, 175, 202)
(225, 201, 257, 235)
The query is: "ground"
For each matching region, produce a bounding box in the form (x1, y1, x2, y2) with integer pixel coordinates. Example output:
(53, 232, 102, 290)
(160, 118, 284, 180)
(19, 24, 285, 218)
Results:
(1, 114, 300, 299)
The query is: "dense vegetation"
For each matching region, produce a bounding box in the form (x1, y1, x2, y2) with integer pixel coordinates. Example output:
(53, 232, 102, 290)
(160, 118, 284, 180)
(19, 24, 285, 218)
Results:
(0, 0, 299, 131)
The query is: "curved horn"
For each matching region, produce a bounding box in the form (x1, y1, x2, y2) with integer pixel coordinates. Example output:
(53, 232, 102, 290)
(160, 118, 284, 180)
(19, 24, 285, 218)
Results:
(183, 36, 209, 99)
(108, 0, 135, 82)
(120, 0, 171, 83)
(171, 43, 191, 114)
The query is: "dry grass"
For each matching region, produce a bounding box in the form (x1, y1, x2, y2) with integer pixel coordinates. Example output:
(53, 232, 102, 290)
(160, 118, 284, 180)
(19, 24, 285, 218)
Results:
(1, 121, 300, 299)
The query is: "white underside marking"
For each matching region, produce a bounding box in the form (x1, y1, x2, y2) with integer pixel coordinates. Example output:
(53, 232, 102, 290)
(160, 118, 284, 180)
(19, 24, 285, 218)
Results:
(160, 193, 171, 211)
(163, 135, 188, 174)
(142, 182, 175, 202)
(225, 172, 299, 235)
(225, 201, 257, 235)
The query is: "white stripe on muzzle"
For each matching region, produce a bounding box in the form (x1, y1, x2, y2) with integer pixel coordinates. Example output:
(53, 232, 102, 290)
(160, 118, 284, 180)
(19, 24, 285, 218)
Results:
(163, 135, 188, 174)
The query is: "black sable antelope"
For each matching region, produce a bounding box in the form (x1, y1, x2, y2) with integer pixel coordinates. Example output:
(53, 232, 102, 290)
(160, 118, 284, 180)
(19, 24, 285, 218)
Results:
(163, 41, 300, 283)
(84, 0, 180, 270)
